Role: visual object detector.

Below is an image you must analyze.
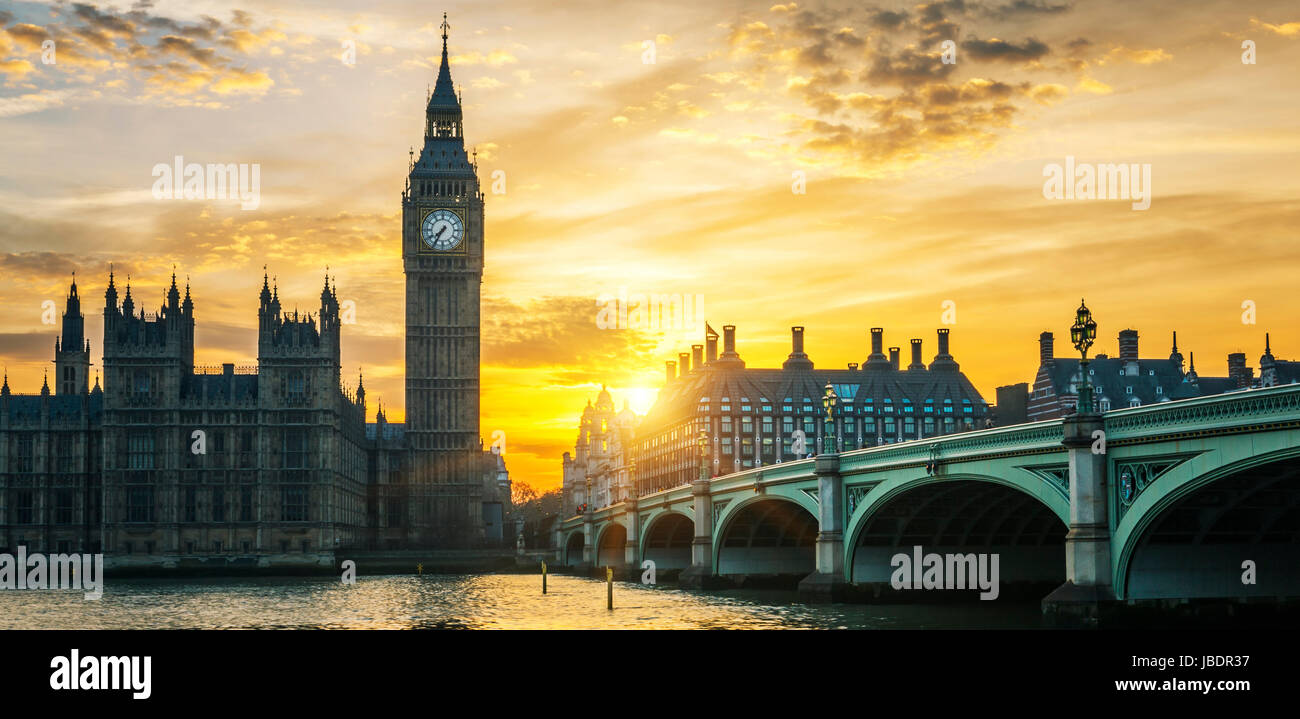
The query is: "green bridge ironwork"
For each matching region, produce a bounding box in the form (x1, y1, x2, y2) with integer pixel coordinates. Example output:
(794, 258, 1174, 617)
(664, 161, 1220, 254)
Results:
(556, 383, 1300, 619)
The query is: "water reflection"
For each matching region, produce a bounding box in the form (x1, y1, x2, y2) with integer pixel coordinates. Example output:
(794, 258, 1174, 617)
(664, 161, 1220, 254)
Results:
(0, 574, 1042, 629)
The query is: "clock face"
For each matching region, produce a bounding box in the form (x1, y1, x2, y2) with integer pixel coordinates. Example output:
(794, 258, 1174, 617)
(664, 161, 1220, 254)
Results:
(421, 209, 464, 251)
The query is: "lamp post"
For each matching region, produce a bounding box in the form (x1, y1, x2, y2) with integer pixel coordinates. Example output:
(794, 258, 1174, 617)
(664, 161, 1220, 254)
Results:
(697, 430, 710, 482)
(584, 474, 592, 515)
(822, 383, 838, 454)
(1070, 299, 1099, 415)
(628, 456, 636, 501)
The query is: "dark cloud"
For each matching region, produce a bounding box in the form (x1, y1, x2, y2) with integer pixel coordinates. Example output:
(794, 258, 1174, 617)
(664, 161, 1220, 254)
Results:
(71, 3, 136, 37)
(0, 333, 53, 363)
(798, 41, 835, 68)
(962, 36, 1050, 62)
(868, 10, 909, 30)
(832, 27, 866, 48)
(985, 1, 1071, 18)
(922, 79, 1018, 107)
(0, 252, 81, 280)
(155, 34, 222, 67)
(5, 23, 51, 50)
(781, 9, 868, 69)
(915, 0, 969, 47)
(864, 47, 956, 88)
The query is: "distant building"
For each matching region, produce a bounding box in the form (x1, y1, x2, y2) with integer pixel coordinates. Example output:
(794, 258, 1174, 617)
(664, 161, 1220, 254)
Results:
(633, 324, 990, 496)
(994, 383, 1029, 425)
(1022, 329, 1297, 422)
(560, 387, 638, 516)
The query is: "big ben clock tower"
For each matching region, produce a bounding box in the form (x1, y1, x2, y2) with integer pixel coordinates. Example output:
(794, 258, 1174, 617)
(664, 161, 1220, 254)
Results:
(402, 14, 484, 545)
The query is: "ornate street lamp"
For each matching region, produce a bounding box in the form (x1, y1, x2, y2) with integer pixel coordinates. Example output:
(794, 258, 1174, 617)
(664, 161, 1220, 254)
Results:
(822, 382, 839, 454)
(697, 430, 710, 482)
(1070, 299, 1099, 414)
(584, 473, 592, 515)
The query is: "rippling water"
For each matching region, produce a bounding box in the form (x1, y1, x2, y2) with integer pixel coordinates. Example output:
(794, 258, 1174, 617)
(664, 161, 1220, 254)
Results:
(0, 574, 1043, 629)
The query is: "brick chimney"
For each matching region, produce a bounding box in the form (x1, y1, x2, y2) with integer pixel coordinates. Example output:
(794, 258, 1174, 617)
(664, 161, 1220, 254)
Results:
(1039, 331, 1054, 364)
(692, 344, 703, 369)
(908, 338, 925, 370)
(783, 326, 813, 370)
(865, 327, 890, 368)
(930, 328, 958, 370)
(888, 347, 900, 370)
(678, 352, 690, 374)
(665, 361, 676, 383)
(716, 325, 745, 367)
(1227, 352, 1253, 388)
(1119, 329, 1139, 375)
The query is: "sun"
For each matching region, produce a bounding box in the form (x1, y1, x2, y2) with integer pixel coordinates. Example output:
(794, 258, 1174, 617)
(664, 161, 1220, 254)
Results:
(621, 386, 660, 416)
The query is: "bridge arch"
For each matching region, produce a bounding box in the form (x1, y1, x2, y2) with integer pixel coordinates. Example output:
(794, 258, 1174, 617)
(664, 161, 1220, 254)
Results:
(563, 530, 585, 566)
(594, 521, 627, 568)
(640, 511, 693, 572)
(845, 473, 1068, 591)
(1116, 448, 1300, 600)
(714, 495, 818, 582)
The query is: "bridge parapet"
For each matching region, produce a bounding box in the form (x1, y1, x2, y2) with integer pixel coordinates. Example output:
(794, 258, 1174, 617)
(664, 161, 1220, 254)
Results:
(1105, 383, 1300, 440)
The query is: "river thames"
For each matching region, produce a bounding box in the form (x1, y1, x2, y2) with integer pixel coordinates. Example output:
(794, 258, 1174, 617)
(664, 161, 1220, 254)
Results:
(0, 573, 1043, 629)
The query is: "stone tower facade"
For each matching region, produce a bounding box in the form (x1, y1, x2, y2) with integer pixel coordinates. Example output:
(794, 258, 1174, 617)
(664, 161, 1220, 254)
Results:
(54, 278, 90, 396)
(401, 15, 486, 545)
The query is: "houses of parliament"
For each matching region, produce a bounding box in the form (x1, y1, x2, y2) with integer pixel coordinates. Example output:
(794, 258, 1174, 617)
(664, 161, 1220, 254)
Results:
(0, 23, 510, 568)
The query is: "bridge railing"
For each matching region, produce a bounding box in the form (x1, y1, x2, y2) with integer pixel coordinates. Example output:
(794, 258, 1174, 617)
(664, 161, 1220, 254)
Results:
(562, 384, 1300, 528)
(1104, 383, 1300, 439)
(623, 416, 1069, 505)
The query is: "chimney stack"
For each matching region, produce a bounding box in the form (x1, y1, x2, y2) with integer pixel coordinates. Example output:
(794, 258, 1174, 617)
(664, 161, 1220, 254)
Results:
(908, 338, 925, 370)
(848, 362, 859, 370)
(665, 361, 676, 384)
(716, 325, 745, 367)
(678, 352, 690, 374)
(929, 328, 958, 370)
(706, 335, 718, 364)
(1039, 331, 1054, 364)
(783, 326, 813, 370)
(888, 347, 900, 370)
(1119, 329, 1139, 375)
(865, 327, 889, 368)
(692, 344, 704, 369)
(1227, 352, 1253, 388)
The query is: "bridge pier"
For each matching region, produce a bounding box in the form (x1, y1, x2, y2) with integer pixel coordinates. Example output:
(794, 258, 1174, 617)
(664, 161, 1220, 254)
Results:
(1043, 413, 1117, 627)
(553, 522, 563, 564)
(799, 453, 850, 602)
(623, 498, 640, 575)
(680, 474, 727, 588)
(577, 510, 594, 572)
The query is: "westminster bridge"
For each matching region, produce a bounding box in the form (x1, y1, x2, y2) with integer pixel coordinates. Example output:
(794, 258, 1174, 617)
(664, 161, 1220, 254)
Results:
(555, 384, 1300, 623)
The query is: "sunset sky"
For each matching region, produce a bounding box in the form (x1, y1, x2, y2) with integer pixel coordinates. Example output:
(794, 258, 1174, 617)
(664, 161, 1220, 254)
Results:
(1, 0, 1298, 491)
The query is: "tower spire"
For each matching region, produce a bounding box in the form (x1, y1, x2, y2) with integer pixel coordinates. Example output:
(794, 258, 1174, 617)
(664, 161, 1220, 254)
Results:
(427, 12, 460, 116)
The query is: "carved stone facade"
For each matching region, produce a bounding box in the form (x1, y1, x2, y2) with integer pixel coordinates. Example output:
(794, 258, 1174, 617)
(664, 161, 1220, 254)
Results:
(560, 387, 639, 517)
